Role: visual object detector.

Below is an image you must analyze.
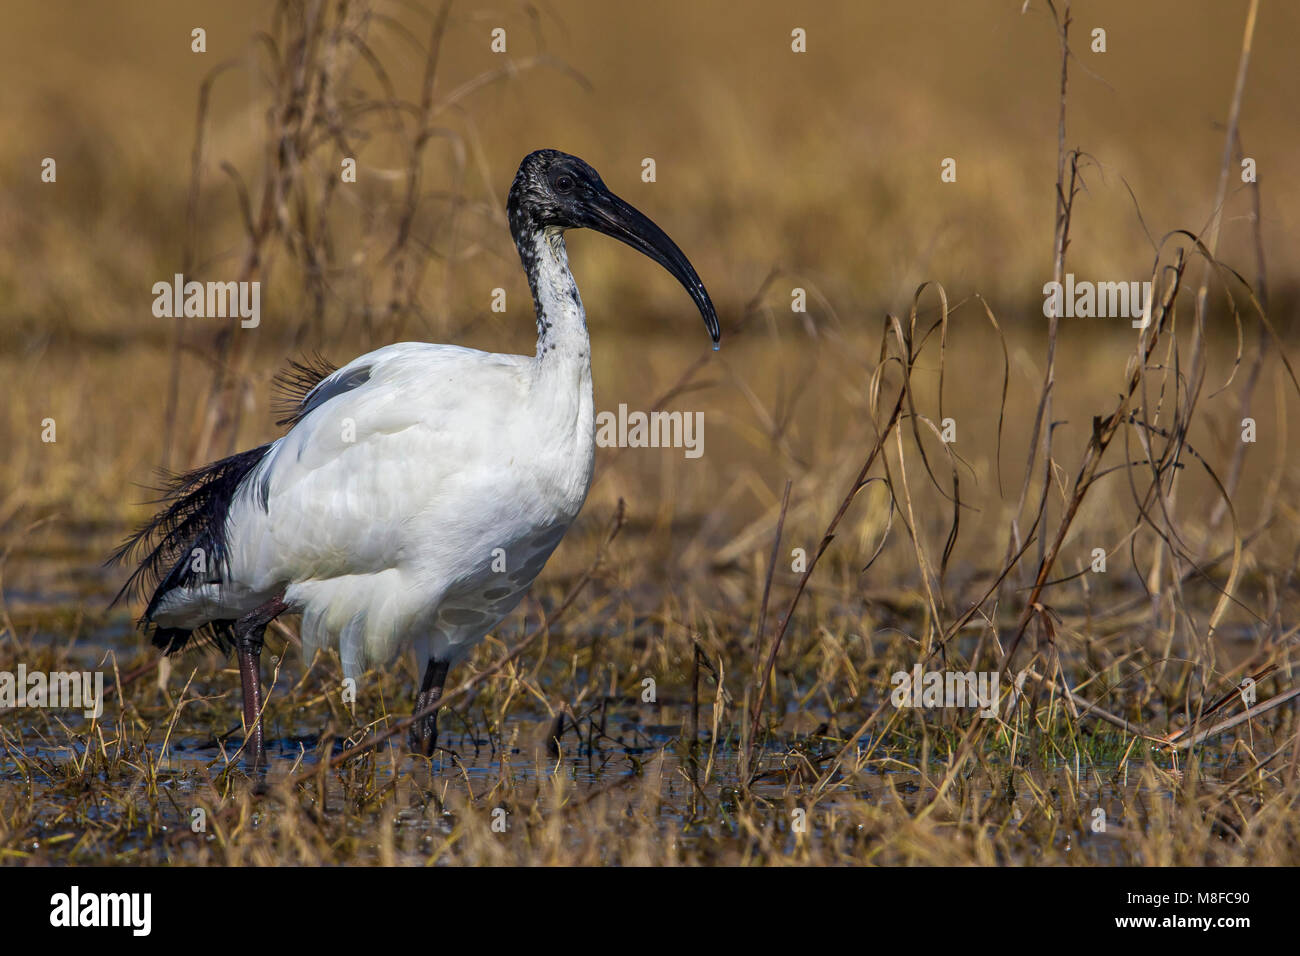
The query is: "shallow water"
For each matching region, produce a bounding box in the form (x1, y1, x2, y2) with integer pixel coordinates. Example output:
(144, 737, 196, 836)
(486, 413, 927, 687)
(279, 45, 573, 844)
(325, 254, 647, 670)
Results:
(0, 537, 1287, 866)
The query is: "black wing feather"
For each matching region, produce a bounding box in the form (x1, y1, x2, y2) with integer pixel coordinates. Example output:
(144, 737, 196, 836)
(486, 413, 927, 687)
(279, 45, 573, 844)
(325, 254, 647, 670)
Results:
(107, 445, 275, 653)
(272, 352, 340, 426)
(111, 353, 348, 654)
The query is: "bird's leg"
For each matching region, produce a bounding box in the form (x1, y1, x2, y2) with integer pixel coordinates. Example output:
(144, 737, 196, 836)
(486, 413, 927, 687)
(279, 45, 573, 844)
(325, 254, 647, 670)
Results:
(233, 594, 288, 769)
(409, 658, 450, 757)
(236, 635, 265, 769)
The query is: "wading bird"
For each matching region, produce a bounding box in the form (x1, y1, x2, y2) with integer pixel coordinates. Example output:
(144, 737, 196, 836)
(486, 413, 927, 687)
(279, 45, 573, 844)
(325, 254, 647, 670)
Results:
(112, 149, 719, 767)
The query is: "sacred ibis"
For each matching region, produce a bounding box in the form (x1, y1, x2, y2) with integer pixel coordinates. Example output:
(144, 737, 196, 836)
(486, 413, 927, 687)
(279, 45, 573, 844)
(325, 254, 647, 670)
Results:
(111, 149, 720, 766)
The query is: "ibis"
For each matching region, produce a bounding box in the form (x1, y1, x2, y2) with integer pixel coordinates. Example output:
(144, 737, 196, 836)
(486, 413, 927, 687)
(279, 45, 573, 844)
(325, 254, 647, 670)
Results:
(111, 149, 720, 766)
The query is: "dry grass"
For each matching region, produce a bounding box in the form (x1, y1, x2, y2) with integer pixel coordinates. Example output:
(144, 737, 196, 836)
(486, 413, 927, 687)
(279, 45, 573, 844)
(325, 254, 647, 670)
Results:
(2, 0, 1300, 866)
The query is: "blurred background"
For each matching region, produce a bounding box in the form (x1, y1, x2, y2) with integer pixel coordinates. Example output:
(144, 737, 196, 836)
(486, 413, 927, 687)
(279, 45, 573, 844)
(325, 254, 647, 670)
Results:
(5, 1, 1300, 868)
(0, 0, 1296, 642)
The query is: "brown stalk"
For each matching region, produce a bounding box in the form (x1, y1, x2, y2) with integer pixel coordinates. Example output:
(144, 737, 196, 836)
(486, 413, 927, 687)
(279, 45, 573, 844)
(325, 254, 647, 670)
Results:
(1002, 248, 1187, 667)
(744, 306, 918, 780)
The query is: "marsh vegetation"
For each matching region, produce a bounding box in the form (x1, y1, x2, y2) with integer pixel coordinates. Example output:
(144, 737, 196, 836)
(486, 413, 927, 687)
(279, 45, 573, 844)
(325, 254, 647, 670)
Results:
(2, 0, 1299, 866)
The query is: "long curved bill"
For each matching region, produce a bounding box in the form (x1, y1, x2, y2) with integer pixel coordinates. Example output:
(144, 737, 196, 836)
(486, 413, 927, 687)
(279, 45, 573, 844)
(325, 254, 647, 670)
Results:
(581, 191, 721, 349)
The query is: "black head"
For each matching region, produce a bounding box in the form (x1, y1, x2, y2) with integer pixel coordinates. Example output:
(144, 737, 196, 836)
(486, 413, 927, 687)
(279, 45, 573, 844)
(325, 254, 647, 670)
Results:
(507, 149, 720, 347)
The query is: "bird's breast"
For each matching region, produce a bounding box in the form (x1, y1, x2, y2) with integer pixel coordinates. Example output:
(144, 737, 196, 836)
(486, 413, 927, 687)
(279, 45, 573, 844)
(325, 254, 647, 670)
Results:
(523, 352, 596, 520)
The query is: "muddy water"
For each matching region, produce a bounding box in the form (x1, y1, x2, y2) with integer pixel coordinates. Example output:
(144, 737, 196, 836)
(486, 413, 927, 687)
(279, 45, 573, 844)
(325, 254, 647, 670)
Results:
(0, 532, 1281, 866)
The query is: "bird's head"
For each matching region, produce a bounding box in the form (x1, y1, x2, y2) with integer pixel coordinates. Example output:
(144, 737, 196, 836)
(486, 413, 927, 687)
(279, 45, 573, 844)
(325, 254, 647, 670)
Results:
(507, 149, 720, 348)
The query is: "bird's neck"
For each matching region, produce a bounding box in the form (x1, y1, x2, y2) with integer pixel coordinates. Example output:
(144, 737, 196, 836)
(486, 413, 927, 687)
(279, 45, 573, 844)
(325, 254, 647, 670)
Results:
(518, 227, 590, 366)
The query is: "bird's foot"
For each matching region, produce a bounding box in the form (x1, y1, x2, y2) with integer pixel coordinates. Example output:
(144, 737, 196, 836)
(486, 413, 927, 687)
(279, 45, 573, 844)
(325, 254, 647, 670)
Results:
(409, 658, 449, 758)
(408, 698, 439, 758)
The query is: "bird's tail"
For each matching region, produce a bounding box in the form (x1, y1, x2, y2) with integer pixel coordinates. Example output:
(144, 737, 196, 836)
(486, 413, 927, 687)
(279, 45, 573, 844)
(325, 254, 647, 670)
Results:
(107, 444, 274, 653)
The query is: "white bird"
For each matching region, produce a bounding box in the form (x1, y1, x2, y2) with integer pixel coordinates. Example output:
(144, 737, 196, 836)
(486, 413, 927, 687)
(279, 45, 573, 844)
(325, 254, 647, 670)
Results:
(111, 149, 720, 766)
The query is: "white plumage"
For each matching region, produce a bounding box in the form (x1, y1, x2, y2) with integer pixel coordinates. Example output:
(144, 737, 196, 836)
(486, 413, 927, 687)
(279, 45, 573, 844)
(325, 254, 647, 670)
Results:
(114, 149, 719, 763)
(155, 329, 593, 676)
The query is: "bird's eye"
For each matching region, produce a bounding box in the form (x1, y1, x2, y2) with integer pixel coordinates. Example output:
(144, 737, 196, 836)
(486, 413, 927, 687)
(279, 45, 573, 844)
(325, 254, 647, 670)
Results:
(554, 174, 574, 193)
